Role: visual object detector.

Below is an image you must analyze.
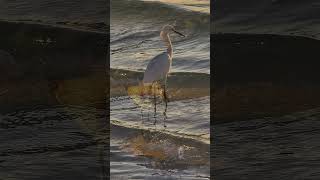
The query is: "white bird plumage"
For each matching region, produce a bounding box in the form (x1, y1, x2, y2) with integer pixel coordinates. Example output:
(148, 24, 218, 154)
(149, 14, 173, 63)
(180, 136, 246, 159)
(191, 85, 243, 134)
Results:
(143, 52, 171, 84)
(141, 24, 185, 127)
(143, 24, 185, 85)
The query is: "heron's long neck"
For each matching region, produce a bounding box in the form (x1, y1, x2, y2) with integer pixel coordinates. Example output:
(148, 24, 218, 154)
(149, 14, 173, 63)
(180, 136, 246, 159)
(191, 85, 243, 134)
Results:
(162, 33, 173, 58)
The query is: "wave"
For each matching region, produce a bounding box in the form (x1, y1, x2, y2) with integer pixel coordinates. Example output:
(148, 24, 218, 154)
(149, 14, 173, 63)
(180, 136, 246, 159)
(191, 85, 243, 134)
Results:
(111, 91, 210, 149)
(0, 21, 106, 80)
(0, 0, 107, 33)
(213, 33, 320, 123)
(111, 0, 210, 33)
(111, 123, 209, 174)
(213, 33, 320, 85)
(0, 21, 107, 113)
(111, 0, 210, 74)
(110, 68, 210, 99)
(111, 120, 209, 145)
(213, 0, 320, 39)
(111, 120, 210, 178)
(214, 107, 320, 178)
(110, 28, 210, 73)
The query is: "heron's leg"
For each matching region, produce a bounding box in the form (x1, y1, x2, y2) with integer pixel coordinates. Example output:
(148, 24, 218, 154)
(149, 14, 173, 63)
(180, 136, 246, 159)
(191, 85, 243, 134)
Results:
(163, 82, 168, 128)
(140, 107, 143, 122)
(164, 77, 169, 103)
(153, 83, 157, 125)
(147, 102, 151, 121)
(140, 86, 145, 122)
(145, 85, 151, 121)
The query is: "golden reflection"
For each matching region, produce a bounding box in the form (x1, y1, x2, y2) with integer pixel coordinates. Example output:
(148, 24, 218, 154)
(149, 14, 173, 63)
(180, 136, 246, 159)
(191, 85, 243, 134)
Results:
(127, 83, 164, 108)
(127, 84, 209, 104)
(120, 133, 210, 168)
(53, 71, 106, 108)
(125, 134, 167, 161)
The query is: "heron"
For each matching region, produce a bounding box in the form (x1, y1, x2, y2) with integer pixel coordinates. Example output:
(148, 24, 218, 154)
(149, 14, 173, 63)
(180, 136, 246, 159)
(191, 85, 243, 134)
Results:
(141, 24, 185, 127)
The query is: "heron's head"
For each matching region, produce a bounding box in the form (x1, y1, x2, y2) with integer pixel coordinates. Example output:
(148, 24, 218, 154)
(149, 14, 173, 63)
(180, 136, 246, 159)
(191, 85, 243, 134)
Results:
(161, 25, 185, 37)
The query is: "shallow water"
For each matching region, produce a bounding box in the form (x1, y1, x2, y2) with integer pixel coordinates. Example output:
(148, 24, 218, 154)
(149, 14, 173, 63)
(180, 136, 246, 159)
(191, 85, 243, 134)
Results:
(0, 0, 107, 32)
(213, 0, 320, 39)
(110, 75, 210, 179)
(0, 106, 108, 180)
(110, 0, 210, 74)
(111, 118, 210, 179)
(0, 0, 210, 178)
(0, 1, 108, 177)
(213, 108, 320, 179)
(1, 0, 320, 179)
(110, 0, 210, 179)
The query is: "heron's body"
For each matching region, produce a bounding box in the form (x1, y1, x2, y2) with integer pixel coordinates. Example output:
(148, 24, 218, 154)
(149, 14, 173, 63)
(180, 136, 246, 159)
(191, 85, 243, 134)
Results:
(140, 24, 184, 127)
(143, 25, 177, 85)
(143, 52, 171, 84)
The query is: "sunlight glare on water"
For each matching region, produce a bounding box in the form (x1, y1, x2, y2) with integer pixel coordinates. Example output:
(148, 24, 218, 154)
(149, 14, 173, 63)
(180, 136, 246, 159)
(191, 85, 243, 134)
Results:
(142, 0, 210, 13)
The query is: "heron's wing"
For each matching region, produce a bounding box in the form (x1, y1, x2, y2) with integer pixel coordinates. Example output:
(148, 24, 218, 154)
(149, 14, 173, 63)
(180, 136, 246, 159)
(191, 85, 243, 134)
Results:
(143, 52, 171, 84)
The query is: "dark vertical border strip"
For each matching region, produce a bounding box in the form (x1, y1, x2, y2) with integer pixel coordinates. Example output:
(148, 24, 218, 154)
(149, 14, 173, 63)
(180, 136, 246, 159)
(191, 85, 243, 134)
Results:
(210, 0, 214, 180)
(98, 0, 110, 177)
(106, 0, 111, 179)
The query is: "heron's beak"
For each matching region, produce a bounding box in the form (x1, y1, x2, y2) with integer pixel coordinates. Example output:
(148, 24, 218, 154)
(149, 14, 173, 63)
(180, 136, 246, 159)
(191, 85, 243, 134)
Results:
(173, 29, 185, 37)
